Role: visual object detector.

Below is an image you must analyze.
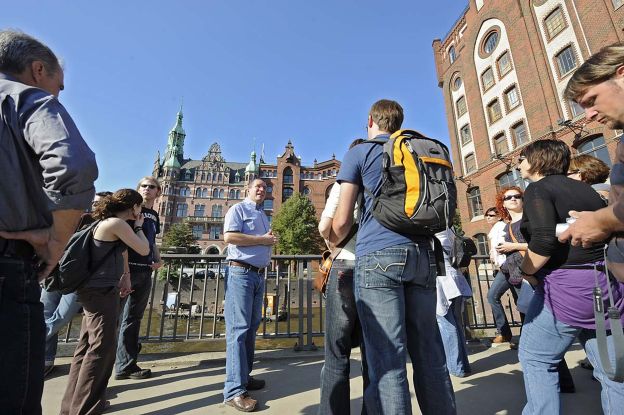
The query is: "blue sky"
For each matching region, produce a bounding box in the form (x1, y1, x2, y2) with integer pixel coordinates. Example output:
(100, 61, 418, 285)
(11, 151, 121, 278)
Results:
(6, 1, 468, 192)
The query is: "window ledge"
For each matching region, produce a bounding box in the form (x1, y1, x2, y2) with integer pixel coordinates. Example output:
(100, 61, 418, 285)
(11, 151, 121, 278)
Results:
(471, 214, 485, 222)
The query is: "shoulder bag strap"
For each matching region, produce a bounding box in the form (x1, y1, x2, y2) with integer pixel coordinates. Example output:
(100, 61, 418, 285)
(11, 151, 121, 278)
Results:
(508, 222, 525, 257)
(595, 249, 624, 382)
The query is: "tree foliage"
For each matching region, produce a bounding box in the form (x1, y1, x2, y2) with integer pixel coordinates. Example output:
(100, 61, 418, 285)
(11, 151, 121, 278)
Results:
(161, 222, 199, 254)
(271, 193, 324, 254)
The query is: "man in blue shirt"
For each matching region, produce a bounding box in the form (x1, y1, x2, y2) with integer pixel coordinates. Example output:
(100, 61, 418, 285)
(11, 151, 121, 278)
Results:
(332, 99, 456, 414)
(223, 178, 277, 412)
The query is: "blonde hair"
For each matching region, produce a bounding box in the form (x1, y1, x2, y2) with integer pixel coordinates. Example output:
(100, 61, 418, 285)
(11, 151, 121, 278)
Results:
(564, 42, 624, 102)
(136, 176, 161, 191)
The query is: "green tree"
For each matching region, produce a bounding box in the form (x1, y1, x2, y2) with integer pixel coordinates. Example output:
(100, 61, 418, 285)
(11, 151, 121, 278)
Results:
(161, 222, 199, 253)
(271, 193, 324, 254)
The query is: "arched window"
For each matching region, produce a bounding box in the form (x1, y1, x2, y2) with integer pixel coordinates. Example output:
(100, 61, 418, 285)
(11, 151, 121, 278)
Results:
(212, 172, 217, 182)
(448, 45, 457, 64)
(474, 233, 489, 256)
(577, 135, 612, 167)
(201, 172, 206, 181)
(493, 134, 509, 156)
(219, 189, 225, 199)
(235, 190, 241, 199)
(483, 30, 499, 54)
(202, 188, 208, 198)
(229, 189, 235, 199)
(467, 187, 483, 218)
(303, 186, 311, 196)
(283, 167, 293, 184)
(195, 188, 202, 197)
(283, 187, 294, 201)
(464, 153, 477, 174)
(453, 76, 462, 90)
(212, 188, 219, 198)
(497, 170, 526, 191)
(218, 173, 223, 182)
(179, 187, 189, 196)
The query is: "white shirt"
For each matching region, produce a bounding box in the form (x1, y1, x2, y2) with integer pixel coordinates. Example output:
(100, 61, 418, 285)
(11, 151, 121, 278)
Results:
(321, 183, 357, 260)
(488, 221, 507, 267)
(434, 228, 473, 316)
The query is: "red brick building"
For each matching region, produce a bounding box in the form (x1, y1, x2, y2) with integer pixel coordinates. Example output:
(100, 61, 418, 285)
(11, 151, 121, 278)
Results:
(152, 109, 340, 254)
(433, 0, 624, 253)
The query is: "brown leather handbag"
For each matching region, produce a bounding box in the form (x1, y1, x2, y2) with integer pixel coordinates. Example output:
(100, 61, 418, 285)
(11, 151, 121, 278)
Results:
(314, 249, 339, 294)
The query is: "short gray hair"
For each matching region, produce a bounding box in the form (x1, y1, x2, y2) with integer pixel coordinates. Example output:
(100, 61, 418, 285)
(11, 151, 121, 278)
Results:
(0, 30, 60, 75)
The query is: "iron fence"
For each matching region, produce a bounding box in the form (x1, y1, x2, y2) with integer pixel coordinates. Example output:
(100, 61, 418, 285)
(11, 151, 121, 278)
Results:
(58, 253, 522, 350)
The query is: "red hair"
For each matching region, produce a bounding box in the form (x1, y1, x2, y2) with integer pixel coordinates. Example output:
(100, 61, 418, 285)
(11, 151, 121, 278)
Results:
(495, 186, 523, 222)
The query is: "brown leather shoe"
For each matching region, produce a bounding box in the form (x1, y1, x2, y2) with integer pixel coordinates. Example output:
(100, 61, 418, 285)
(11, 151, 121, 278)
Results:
(492, 334, 512, 344)
(225, 393, 257, 412)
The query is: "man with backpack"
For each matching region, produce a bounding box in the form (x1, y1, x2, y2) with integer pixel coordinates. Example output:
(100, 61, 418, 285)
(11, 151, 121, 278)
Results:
(331, 99, 456, 414)
(0, 30, 98, 414)
(114, 177, 162, 380)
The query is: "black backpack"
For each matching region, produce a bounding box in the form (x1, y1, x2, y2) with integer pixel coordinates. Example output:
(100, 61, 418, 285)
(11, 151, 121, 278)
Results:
(449, 231, 478, 268)
(44, 220, 118, 294)
(368, 129, 457, 235)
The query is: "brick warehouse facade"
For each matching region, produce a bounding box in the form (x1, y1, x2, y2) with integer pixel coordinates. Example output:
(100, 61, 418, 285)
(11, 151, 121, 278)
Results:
(151, 109, 340, 254)
(433, 0, 624, 253)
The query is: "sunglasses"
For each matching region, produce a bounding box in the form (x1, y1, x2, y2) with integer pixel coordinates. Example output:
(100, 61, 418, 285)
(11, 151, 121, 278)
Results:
(485, 214, 498, 218)
(517, 156, 526, 163)
(567, 170, 580, 176)
(503, 194, 523, 201)
(140, 184, 157, 189)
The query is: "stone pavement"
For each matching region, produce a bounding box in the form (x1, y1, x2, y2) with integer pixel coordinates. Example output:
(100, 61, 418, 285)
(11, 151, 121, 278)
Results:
(43, 343, 601, 414)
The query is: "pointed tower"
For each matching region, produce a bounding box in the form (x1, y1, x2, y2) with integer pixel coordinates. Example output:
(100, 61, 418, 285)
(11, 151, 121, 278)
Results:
(245, 150, 259, 183)
(163, 106, 186, 169)
(152, 150, 161, 177)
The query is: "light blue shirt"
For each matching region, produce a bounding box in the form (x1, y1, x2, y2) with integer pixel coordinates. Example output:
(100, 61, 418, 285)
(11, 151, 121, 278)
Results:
(224, 198, 272, 268)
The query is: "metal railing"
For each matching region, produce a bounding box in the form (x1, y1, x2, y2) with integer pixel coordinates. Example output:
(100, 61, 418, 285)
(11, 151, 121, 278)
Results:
(58, 253, 522, 350)
(464, 255, 523, 331)
(141, 253, 323, 351)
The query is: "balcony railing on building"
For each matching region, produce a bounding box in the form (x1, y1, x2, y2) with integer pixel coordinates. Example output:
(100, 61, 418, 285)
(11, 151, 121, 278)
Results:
(184, 216, 225, 224)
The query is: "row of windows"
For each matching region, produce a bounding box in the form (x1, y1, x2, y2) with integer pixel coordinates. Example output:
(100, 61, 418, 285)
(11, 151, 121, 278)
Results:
(480, 51, 512, 93)
(465, 135, 612, 219)
(192, 225, 223, 240)
(463, 121, 528, 174)
(172, 187, 246, 199)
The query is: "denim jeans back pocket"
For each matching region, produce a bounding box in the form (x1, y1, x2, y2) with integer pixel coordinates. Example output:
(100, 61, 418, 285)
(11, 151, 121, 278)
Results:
(362, 248, 407, 288)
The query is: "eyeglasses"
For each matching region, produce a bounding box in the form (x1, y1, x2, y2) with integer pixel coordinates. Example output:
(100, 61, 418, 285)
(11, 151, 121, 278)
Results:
(140, 184, 157, 189)
(503, 194, 523, 201)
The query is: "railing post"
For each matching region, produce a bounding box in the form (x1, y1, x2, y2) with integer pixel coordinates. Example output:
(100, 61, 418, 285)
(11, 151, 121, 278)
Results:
(304, 260, 317, 351)
(294, 260, 305, 351)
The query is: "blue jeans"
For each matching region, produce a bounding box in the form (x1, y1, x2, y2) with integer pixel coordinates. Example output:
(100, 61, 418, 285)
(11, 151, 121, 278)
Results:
(223, 265, 265, 401)
(41, 290, 81, 364)
(0, 257, 44, 415)
(115, 269, 152, 374)
(519, 290, 624, 414)
(487, 271, 520, 337)
(355, 242, 456, 415)
(319, 259, 369, 415)
(437, 297, 471, 377)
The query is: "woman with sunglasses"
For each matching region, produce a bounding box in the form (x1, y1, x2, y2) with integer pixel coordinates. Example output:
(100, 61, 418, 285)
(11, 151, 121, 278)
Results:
(485, 207, 506, 269)
(487, 186, 527, 345)
(517, 139, 624, 414)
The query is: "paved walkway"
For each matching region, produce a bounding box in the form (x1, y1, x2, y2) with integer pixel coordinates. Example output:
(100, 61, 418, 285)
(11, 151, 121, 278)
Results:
(43, 343, 601, 414)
